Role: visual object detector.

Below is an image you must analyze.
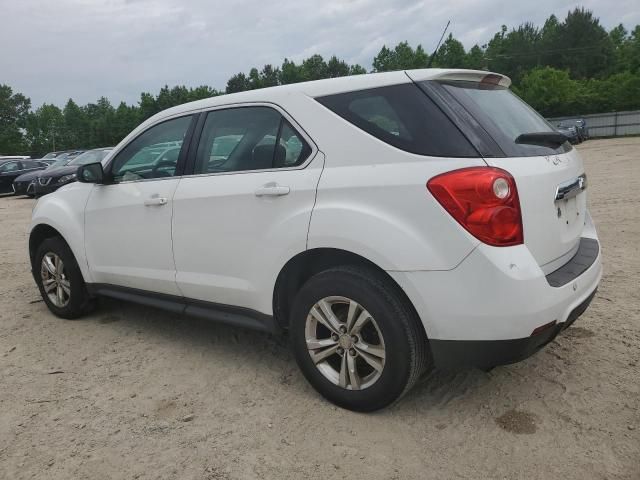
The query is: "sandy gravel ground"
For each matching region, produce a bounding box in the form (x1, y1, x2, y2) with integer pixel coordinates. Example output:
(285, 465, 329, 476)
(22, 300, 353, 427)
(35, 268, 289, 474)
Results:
(0, 137, 638, 480)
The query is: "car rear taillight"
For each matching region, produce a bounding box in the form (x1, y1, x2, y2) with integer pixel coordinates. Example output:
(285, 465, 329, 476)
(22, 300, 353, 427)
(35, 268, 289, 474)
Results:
(427, 167, 523, 247)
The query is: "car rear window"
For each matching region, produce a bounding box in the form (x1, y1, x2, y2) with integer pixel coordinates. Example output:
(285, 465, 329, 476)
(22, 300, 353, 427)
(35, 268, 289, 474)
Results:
(431, 80, 571, 157)
(316, 84, 477, 158)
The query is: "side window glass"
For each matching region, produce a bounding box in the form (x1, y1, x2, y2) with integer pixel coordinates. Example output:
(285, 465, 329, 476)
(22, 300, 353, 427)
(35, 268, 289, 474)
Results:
(275, 121, 312, 167)
(0, 162, 19, 173)
(349, 96, 410, 139)
(317, 84, 477, 157)
(110, 116, 192, 183)
(195, 107, 279, 174)
(194, 107, 311, 174)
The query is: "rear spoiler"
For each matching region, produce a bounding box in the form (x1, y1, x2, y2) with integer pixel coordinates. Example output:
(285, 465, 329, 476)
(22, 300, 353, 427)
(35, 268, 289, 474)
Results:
(405, 69, 511, 88)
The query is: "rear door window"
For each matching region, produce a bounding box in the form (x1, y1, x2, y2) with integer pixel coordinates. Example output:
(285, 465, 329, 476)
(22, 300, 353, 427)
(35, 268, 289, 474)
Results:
(193, 106, 311, 174)
(316, 84, 477, 157)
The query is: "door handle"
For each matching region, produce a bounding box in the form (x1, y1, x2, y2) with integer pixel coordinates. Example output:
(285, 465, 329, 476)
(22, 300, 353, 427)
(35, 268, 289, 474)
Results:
(254, 183, 290, 197)
(144, 196, 168, 206)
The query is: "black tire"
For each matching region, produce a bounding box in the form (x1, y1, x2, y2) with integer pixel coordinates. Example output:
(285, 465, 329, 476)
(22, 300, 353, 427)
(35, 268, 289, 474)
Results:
(34, 236, 95, 319)
(290, 265, 430, 412)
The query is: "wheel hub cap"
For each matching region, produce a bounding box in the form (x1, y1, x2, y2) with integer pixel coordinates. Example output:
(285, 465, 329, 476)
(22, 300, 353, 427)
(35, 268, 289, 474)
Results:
(338, 334, 353, 349)
(305, 296, 386, 391)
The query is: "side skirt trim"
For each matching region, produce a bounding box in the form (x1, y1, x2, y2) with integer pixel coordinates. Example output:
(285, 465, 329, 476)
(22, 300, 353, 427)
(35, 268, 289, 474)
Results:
(86, 283, 278, 334)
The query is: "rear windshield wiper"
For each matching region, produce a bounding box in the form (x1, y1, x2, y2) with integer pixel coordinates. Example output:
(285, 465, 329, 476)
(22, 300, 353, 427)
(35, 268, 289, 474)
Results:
(515, 132, 567, 148)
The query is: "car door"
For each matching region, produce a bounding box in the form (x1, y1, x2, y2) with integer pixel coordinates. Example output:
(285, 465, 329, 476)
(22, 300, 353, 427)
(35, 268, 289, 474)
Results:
(84, 114, 196, 295)
(172, 105, 323, 315)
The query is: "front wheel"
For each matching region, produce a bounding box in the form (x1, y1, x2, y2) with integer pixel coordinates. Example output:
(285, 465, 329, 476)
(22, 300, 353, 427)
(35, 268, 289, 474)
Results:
(290, 266, 429, 412)
(34, 236, 95, 319)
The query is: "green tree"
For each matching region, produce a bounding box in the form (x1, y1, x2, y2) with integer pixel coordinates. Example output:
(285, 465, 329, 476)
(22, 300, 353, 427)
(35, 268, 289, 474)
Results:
(487, 23, 541, 83)
(25, 104, 64, 154)
(226, 73, 251, 93)
(280, 58, 304, 84)
(434, 34, 466, 68)
(300, 54, 328, 80)
(552, 8, 614, 78)
(465, 45, 486, 70)
(517, 67, 576, 116)
(61, 99, 87, 149)
(372, 41, 428, 71)
(0, 84, 31, 154)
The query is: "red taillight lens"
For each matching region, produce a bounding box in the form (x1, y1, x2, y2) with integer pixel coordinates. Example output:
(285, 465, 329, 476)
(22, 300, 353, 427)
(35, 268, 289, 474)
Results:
(427, 167, 523, 247)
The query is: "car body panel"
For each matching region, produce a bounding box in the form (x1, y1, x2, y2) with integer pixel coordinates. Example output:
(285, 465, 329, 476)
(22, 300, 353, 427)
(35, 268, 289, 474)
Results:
(30, 182, 93, 282)
(484, 148, 587, 272)
(172, 152, 325, 315)
(84, 179, 182, 295)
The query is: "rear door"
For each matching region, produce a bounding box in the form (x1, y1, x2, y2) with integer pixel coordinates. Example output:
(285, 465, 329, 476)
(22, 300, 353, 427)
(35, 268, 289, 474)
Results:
(413, 75, 588, 273)
(172, 105, 323, 315)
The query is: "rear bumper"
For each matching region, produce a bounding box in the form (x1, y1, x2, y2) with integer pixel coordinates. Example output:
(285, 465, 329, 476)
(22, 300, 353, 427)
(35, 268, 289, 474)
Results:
(428, 288, 597, 369)
(388, 213, 601, 369)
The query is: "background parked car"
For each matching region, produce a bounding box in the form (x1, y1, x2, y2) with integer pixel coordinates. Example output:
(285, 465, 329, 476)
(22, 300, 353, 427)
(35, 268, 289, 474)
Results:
(13, 156, 76, 196)
(33, 150, 74, 166)
(557, 120, 588, 142)
(35, 147, 112, 196)
(556, 124, 580, 144)
(566, 118, 589, 140)
(0, 159, 48, 194)
(0, 155, 31, 161)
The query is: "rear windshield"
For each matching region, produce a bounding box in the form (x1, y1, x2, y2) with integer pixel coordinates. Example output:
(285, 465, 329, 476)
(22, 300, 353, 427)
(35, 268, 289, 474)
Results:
(316, 84, 477, 157)
(432, 80, 571, 157)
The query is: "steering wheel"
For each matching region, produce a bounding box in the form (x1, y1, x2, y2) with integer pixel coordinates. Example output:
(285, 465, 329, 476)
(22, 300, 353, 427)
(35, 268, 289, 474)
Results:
(151, 160, 177, 178)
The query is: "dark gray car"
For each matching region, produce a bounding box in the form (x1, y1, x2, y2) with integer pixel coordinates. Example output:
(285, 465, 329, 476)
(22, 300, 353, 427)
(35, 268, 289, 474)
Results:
(35, 148, 113, 196)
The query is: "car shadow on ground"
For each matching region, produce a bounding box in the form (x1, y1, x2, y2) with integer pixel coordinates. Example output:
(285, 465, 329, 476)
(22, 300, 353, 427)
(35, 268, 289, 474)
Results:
(81, 297, 530, 414)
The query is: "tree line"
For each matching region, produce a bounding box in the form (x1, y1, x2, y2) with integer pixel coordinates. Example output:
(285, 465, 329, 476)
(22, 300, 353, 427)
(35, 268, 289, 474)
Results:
(1, 7, 639, 156)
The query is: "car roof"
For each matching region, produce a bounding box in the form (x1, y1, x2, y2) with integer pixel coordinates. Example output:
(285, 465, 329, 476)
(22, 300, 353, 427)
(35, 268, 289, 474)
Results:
(145, 68, 509, 124)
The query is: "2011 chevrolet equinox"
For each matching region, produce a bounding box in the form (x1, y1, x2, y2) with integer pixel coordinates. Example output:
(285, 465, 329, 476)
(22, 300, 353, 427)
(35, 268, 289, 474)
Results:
(29, 69, 602, 411)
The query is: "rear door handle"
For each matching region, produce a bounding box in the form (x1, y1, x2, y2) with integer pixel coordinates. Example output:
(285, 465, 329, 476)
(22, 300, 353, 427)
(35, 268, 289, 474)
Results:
(254, 183, 290, 197)
(144, 196, 168, 206)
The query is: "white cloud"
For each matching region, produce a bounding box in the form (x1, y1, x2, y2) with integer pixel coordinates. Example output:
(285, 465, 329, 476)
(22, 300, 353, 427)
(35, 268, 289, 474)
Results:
(1, 0, 637, 107)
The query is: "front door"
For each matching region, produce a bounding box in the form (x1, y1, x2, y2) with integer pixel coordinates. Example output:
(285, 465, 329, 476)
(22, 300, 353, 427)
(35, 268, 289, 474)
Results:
(84, 114, 195, 295)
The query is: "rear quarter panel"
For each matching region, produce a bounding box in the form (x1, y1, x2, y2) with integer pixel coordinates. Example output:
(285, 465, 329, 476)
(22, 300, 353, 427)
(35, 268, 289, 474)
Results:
(286, 93, 485, 271)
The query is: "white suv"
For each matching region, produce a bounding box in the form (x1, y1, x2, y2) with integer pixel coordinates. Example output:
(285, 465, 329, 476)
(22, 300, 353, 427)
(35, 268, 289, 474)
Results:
(29, 69, 602, 411)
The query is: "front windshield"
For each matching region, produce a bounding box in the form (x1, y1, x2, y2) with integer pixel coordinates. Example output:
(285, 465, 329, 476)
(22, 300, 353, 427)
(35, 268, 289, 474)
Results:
(48, 158, 69, 168)
(43, 152, 58, 159)
(68, 149, 111, 166)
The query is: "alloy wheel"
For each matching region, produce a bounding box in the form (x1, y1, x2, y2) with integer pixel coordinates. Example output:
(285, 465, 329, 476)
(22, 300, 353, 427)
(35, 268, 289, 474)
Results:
(40, 252, 71, 308)
(305, 296, 386, 390)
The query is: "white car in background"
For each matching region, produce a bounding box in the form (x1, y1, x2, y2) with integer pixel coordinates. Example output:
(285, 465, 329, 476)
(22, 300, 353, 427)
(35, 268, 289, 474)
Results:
(29, 69, 601, 411)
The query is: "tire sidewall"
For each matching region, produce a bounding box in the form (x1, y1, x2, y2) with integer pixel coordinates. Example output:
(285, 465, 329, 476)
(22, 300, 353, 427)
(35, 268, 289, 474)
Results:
(291, 269, 414, 412)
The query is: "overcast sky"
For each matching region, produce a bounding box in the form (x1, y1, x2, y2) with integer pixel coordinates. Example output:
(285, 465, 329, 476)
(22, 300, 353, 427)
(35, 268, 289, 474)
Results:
(2, 0, 638, 108)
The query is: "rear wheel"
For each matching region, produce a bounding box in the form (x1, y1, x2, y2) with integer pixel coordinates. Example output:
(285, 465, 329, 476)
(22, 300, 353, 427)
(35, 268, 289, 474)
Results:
(290, 266, 429, 412)
(34, 237, 95, 319)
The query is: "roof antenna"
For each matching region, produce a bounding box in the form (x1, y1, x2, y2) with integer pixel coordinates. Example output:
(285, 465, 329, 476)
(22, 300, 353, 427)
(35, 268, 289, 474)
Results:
(427, 20, 451, 68)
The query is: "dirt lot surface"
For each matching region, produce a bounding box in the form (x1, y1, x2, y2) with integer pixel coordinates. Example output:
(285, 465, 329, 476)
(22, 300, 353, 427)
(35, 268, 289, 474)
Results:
(1, 137, 639, 479)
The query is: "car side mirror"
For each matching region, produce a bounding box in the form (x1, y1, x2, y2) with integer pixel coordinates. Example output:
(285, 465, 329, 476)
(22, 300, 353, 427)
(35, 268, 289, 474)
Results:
(77, 162, 105, 184)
